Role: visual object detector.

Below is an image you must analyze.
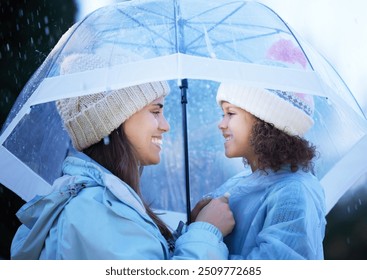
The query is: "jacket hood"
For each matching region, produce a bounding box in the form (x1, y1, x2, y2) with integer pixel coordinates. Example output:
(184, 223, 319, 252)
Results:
(11, 153, 149, 259)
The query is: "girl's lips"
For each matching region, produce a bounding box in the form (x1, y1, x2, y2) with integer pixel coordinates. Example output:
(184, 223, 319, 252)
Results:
(223, 134, 232, 142)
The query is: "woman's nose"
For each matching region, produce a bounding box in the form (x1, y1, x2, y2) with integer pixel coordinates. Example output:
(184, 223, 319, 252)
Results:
(160, 115, 170, 132)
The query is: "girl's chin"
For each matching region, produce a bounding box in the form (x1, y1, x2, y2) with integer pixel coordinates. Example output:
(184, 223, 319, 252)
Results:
(225, 150, 242, 159)
(224, 145, 235, 158)
(225, 152, 235, 158)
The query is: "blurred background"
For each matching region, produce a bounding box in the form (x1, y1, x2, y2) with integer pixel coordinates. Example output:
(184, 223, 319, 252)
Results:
(0, 0, 366, 259)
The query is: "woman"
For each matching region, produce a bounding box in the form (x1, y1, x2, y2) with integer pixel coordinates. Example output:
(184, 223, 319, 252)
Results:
(10, 53, 234, 260)
(196, 83, 326, 259)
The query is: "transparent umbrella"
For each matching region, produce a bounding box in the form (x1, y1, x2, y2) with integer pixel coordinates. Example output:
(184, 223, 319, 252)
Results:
(1, 0, 366, 224)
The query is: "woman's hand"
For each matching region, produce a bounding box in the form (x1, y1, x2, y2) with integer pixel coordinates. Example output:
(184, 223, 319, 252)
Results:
(192, 193, 235, 237)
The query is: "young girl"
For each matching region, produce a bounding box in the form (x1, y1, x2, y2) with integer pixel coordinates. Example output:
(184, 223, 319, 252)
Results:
(10, 53, 234, 260)
(201, 83, 326, 259)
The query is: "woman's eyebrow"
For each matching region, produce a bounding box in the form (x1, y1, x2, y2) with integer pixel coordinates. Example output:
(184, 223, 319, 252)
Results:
(152, 103, 164, 109)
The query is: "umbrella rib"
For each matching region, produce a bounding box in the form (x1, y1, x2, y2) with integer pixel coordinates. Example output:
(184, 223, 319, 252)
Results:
(183, 2, 248, 47)
(115, 8, 174, 47)
(185, 22, 287, 50)
(184, 18, 290, 56)
(184, 29, 281, 61)
(185, 1, 247, 22)
(96, 39, 174, 53)
(133, 4, 174, 21)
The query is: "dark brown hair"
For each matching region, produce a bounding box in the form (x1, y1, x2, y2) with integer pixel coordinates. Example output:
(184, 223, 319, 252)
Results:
(250, 117, 317, 173)
(83, 125, 173, 240)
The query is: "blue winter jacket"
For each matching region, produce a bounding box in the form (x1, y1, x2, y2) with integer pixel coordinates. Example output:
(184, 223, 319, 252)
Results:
(207, 166, 326, 260)
(11, 153, 228, 260)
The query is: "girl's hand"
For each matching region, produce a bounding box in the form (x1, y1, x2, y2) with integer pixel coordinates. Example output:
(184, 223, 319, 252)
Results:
(194, 193, 235, 237)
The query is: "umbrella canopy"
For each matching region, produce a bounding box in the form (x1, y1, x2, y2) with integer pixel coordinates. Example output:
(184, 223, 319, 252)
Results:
(1, 0, 366, 219)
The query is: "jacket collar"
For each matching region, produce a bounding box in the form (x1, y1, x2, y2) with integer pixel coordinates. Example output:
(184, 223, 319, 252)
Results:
(62, 152, 147, 215)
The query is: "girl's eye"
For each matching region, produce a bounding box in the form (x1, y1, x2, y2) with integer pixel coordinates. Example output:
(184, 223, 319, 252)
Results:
(152, 111, 161, 116)
(221, 111, 235, 118)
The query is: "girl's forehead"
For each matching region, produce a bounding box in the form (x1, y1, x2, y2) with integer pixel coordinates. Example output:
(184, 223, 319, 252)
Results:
(221, 101, 240, 110)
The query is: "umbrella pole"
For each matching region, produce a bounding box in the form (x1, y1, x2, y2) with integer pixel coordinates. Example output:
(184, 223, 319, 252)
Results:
(180, 78, 192, 224)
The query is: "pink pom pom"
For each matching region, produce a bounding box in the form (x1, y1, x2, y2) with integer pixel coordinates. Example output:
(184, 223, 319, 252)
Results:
(266, 39, 307, 69)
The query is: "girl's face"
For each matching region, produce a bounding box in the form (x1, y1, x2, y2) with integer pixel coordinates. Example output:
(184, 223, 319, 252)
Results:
(123, 96, 170, 166)
(218, 101, 257, 166)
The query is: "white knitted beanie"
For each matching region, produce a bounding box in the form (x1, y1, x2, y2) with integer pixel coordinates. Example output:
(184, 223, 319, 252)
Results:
(216, 84, 314, 136)
(217, 39, 315, 137)
(56, 53, 170, 151)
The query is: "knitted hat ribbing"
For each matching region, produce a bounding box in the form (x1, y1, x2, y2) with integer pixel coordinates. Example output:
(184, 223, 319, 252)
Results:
(56, 53, 170, 151)
(216, 84, 314, 136)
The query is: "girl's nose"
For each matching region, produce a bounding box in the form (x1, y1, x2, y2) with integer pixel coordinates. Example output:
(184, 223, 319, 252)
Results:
(218, 117, 227, 130)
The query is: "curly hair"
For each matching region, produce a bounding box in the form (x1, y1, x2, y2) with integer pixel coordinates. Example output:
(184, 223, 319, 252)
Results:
(249, 117, 317, 173)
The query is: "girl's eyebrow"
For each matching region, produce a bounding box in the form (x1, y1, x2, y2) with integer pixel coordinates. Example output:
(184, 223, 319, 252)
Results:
(222, 104, 236, 111)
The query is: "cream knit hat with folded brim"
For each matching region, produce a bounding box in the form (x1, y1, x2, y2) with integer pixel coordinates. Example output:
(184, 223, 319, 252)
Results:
(56, 53, 170, 151)
(216, 83, 314, 137)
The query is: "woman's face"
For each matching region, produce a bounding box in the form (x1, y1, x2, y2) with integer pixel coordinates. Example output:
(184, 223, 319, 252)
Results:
(123, 96, 170, 166)
(218, 101, 257, 164)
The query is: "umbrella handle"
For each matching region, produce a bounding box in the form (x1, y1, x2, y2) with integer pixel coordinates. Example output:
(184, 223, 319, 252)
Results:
(180, 79, 192, 224)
